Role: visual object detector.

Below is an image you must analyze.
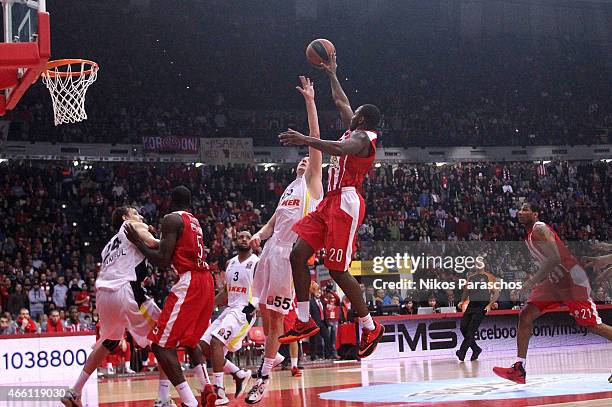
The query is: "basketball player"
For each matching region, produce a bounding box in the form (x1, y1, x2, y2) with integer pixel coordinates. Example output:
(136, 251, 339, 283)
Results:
(244, 76, 323, 404)
(456, 264, 499, 362)
(278, 52, 384, 359)
(199, 231, 258, 405)
(61, 207, 161, 407)
(493, 202, 612, 384)
(124, 186, 216, 407)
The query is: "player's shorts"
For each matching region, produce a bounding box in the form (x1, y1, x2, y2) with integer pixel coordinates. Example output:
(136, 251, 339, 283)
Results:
(96, 283, 160, 348)
(293, 186, 365, 271)
(253, 235, 295, 315)
(149, 271, 214, 348)
(527, 265, 602, 327)
(284, 308, 297, 333)
(201, 306, 256, 353)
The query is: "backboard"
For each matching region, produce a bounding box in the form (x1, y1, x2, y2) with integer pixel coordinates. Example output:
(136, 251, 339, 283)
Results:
(0, 0, 50, 115)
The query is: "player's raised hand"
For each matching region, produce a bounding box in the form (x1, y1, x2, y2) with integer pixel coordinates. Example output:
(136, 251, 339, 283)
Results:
(279, 129, 308, 146)
(584, 255, 612, 271)
(320, 51, 337, 76)
(249, 233, 262, 249)
(296, 76, 315, 101)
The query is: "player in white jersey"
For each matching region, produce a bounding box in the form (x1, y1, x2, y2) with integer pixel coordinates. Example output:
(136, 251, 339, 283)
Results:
(200, 231, 258, 405)
(62, 207, 162, 407)
(245, 76, 323, 404)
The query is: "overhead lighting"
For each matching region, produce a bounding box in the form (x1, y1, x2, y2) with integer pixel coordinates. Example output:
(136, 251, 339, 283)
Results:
(73, 161, 79, 167)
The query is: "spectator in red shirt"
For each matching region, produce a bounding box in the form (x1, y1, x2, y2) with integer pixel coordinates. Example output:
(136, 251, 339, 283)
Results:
(74, 284, 91, 315)
(16, 308, 37, 334)
(46, 310, 64, 333)
(64, 306, 83, 332)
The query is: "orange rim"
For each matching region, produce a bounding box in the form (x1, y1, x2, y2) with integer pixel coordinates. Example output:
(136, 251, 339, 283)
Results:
(42, 59, 99, 78)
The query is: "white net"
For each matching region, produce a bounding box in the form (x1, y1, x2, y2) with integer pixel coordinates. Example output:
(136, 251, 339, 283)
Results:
(41, 60, 98, 126)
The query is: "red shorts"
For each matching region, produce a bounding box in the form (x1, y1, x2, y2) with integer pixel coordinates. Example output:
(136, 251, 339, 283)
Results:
(283, 309, 297, 334)
(528, 277, 601, 327)
(293, 187, 365, 271)
(149, 271, 214, 348)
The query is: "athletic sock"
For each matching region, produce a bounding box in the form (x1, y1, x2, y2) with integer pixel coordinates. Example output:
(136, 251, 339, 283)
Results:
(291, 358, 298, 369)
(158, 379, 171, 401)
(359, 314, 375, 331)
(223, 359, 240, 375)
(297, 301, 310, 323)
(175, 381, 198, 407)
(261, 357, 275, 377)
(193, 363, 209, 390)
(213, 372, 224, 388)
(73, 370, 91, 393)
(516, 357, 526, 367)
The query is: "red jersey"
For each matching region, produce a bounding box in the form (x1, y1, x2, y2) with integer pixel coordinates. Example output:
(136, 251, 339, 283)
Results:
(525, 221, 580, 285)
(171, 211, 208, 275)
(327, 130, 377, 193)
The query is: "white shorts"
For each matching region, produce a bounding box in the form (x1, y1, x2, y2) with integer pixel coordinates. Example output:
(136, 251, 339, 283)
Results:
(96, 283, 160, 348)
(201, 307, 255, 353)
(252, 237, 294, 315)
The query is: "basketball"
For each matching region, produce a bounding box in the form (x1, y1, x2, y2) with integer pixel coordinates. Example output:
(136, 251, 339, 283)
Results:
(306, 38, 335, 68)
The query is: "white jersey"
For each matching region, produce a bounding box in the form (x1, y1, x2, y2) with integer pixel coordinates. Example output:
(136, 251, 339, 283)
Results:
(226, 253, 259, 308)
(96, 221, 147, 291)
(273, 175, 322, 243)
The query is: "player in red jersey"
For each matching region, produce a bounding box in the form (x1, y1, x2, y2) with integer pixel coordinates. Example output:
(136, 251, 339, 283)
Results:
(125, 186, 216, 407)
(493, 202, 612, 384)
(277, 52, 384, 359)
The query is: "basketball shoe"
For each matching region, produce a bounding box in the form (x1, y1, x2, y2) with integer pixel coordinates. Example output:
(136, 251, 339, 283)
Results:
(233, 369, 251, 397)
(213, 386, 229, 406)
(245, 376, 269, 404)
(60, 389, 82, 407)
(358, 321, 385, 358)
(201, 384, 217, 406)
(493, 362, 526, 384)
(278, 317, 320, 344)
(291, 366, 302, 377)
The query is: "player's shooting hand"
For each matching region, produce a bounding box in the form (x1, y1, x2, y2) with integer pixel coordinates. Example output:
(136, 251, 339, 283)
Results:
(124, 223, 142, 246)
(279, 129, 308, 146)
(320, 51, 337, 76)
(249, 234, 262, 249)
(296, 76, 315, 101)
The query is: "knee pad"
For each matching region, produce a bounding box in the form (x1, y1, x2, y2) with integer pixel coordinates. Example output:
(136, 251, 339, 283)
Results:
(102, 339, 121, 352)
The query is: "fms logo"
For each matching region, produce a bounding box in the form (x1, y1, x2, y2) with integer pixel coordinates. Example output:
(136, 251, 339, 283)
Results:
(381, 321, 457, 352)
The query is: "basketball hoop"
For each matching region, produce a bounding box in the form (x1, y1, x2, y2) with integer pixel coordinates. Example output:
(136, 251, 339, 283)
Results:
(41, 59, 98, 126)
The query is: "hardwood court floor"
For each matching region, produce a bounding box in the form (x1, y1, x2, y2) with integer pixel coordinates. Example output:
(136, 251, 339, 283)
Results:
(95, 344, 612, 407)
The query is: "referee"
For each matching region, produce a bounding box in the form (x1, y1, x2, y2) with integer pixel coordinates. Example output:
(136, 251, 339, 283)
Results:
(456, 265, 500, 361)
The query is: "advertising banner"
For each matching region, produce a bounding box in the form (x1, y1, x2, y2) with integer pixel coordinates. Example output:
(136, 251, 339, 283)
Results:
(142, 136, 200, 154)
(201, 138, 254, 165)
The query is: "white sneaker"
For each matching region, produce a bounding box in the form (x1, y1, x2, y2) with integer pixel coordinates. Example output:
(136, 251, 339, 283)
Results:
(233, 369, 251, 397)
(274, 353, 285, 367)
(214, 386, 229, 406)
(153, 399, 177, 407)
(60, 388, 82, 407)
(245, 377, 268, 404)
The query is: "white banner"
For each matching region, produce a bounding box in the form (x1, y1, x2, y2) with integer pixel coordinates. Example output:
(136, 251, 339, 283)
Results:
(201, 138, 254, 165)
(0, 333, 98, 406)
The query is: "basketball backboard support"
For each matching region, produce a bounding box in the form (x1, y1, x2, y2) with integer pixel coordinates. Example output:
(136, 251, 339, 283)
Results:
(0, 0, 50, 115)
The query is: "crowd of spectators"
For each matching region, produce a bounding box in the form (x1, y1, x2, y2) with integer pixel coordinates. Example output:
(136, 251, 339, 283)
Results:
(3, 2, 611, 147)
(1, 159, 610, 339)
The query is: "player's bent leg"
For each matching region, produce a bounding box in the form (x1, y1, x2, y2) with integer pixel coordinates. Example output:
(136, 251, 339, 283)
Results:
(61, 341, 114, 407)
(289, 239, 314, 304)
(493, 304, 540, 384)
(329, 269, 384, 359)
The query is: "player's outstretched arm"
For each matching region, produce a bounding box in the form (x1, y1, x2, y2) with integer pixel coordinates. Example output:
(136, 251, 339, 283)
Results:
(250, 212, 278, 249)
(320, 52, 353, 129)
(124, 213, 182, 268)
(279, 129, 371, 158)
(129, 221, 160, 249)
(296, 75, 323, 200)
(522, 225, 561, 291)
